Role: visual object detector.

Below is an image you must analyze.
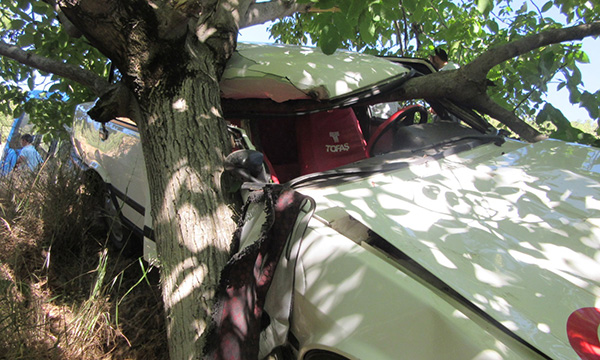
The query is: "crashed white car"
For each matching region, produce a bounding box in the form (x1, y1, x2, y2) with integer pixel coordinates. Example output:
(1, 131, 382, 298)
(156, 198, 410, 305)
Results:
(71, 43, 600, 360)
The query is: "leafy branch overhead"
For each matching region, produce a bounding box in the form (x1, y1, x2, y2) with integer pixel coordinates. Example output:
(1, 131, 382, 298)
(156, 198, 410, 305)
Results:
(1, 1, 598, 143)
(271, 0, 600, 143)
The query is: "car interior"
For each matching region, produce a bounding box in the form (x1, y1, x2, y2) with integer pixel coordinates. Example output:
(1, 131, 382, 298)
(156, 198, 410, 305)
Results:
(226, 99, 491, 185)
(222, 55, 499, 185)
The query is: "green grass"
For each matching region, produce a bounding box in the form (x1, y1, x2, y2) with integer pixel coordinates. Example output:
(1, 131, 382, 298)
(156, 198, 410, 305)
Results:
(0, 150, 167, 360)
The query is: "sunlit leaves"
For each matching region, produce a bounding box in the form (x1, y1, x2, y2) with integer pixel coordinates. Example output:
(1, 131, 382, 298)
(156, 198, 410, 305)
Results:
(580, 91, 600, 119)
(541, 1, 553, 12)
(536, 103, 600, 146)
(552, 0, 599, 22)
(268, 0, 599, 144)
(1, 0, 598, 146)
(574, 49, 590, 64)
(19, 92, 76, 141)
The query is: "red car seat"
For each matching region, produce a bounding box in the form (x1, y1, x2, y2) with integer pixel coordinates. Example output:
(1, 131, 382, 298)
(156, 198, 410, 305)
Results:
(296, 108, 368, 175)
(256, 116, 300, 183)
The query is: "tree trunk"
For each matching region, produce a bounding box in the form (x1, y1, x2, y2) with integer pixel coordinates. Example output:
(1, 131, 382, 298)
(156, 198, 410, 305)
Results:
(135, 49, 237, 359)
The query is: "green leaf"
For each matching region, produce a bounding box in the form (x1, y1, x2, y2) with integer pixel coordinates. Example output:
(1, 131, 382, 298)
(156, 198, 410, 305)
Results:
(319, 24, 341, 55)
(487, 20, 499, 33)
(570, 66, 582, 85)
(580, 91, 600, 119)
(332, 12, 355, 39)
(18, 31, 35, 47)
(16, 0, 29, 10)
(539, 49, 557, 74)
(347, 1, 366, 20)
(535, 107, 562, 130)
(312, 0, 338, 10)
(477, 0, 494, 15)
(409, 0, 424, 22)
(10, 19, 25, 30)
(541, 1, 553, 12)
(575, 50, 590, 64)
(568, 86, 581, 104)
(30, 1, 50, 15)
(358, 12, 377, 44)
(371, 2, 393, 21)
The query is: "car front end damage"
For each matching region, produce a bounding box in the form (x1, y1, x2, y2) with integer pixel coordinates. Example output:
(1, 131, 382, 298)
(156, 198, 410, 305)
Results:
(230, 137, 600, 359)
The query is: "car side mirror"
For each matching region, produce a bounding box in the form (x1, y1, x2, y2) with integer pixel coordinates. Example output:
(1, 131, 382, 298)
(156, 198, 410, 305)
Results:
(224, 149, 269, 183)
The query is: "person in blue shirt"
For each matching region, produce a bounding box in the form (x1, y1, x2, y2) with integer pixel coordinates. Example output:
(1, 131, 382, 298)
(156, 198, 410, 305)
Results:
(0, 134, 18, 176)
(1, 148, 17, 176)
(16, 134, 43, 172)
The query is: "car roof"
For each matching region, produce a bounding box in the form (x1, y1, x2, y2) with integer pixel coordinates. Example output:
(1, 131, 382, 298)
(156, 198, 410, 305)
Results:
(220, 43, 412, 103)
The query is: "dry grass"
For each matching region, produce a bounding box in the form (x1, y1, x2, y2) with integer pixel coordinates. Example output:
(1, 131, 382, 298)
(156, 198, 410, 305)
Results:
(0, 152, 168, 360)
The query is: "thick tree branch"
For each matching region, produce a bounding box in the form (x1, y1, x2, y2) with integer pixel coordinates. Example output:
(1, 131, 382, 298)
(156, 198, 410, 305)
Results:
(57, 0, 142, 73)
(471, 94, 548, 142)
(391, 22, 600, 142)
(240, 0, 311, 29)
(395, 71, 466, 100)
(465, 21, 600, 79)
(0, 40, 109, 96)
(396, 73, 548, 142)
(42, 0, 83, 38)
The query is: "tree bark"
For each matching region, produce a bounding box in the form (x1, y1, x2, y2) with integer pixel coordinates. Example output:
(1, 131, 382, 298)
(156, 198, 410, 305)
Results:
(464, 21, 600, 80)
(135, 51, 237, 358)
(55, 1, 240, 358)
(470, 94, 549, 142)
(240, 0, 312, 28)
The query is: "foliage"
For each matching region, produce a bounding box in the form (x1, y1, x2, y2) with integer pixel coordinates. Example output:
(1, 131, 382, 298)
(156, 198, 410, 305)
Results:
(536, 102, 600, 146)
(0, 155, 168, 359)
(0, 99, 13, 139)
(0, 0, 108, 140)
(270, 0, 600, 145)
(21, 91, 76, 142)
(1, 0, 598, 146)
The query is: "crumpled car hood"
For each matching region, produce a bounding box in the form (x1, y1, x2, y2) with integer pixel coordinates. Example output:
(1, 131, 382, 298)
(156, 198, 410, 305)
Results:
(300, 139, 600, 359)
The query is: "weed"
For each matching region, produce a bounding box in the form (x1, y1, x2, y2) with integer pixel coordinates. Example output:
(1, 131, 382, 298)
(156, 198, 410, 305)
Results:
(0, 153, 167, 359)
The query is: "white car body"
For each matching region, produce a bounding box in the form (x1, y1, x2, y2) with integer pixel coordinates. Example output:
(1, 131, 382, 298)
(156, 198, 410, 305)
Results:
(70, 43, 600, 360)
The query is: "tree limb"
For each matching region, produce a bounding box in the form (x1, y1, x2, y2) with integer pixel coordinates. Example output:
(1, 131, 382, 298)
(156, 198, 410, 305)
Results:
(57, 0, 143, 72)
(42, 0, 83, 38)
(471, 94, 548, 142)
(393, 20, 404, 55)
(240, 0, 312, 29)
(398, 72, 548, 142)
(465, 21, 600, 80)
(428, 0, 448, 29)
(0, 40, 109, 96)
